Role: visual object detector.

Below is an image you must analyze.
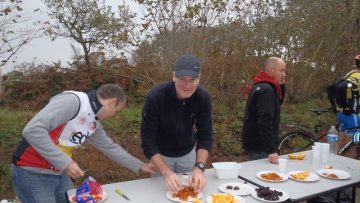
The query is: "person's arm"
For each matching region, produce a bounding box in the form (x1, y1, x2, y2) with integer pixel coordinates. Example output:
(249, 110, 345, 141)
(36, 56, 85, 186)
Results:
(194, 91, 213, 158)
(141, 95, 161, 159)
(140, 95, 182, 192)
(255, 87, 278, 163)
(189, 91, 212, 191)
(22, 93, 81, 173)
(87, 126, 156, 173)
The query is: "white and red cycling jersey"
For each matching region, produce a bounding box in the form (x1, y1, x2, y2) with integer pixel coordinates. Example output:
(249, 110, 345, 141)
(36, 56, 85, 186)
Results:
(13, 91, 98, 172)
(12, 90, 143, 174)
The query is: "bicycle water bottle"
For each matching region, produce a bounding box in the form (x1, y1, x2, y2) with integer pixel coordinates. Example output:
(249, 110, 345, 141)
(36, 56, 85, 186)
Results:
(327, 125, 338, 160)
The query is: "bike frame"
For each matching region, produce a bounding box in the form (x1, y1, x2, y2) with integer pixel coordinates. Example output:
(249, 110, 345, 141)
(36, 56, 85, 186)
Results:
(280, 108, 359, 156)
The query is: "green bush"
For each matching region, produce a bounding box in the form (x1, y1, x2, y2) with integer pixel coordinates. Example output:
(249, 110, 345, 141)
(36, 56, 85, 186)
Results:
(0, 110, 34, 198)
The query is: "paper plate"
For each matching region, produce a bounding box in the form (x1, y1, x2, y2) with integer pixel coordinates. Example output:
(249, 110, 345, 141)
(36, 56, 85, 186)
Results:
(218, 182, 255, 196)
(251, 188, 289, 203)
(287, 170, 320, 182)
(256, 171, 288, 182)
(317, 169, 351, 180)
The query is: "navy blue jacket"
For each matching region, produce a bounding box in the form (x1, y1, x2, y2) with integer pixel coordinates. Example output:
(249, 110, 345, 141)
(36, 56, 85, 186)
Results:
(141, 82, 213, 159)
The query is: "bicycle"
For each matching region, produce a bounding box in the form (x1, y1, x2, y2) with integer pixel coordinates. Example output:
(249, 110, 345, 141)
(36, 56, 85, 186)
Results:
(278, 108, 360, 159)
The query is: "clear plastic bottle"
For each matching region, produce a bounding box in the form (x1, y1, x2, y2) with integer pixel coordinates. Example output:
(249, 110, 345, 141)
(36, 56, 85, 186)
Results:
(327, 125, 338, 159)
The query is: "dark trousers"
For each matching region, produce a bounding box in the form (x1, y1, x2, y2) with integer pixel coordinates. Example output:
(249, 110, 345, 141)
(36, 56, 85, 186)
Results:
(247, 151, 267, 160)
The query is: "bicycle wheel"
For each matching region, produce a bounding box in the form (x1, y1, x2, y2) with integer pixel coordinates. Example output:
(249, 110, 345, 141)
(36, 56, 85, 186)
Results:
(278, 130, 315, 155)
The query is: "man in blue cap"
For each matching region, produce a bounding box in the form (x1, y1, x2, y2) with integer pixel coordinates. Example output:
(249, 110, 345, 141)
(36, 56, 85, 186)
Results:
(141, 54, 213, 193)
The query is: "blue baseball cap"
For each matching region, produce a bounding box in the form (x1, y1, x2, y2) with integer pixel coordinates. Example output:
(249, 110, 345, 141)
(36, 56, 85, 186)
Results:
(174, 55, 200, 78)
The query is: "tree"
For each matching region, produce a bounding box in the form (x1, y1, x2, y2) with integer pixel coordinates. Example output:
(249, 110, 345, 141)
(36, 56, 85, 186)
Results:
(43, 0, 135, 68)
(0, 0, 40, 96)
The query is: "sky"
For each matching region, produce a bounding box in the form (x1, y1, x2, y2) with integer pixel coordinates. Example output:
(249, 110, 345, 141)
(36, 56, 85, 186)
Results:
(2, 0, 143, 74)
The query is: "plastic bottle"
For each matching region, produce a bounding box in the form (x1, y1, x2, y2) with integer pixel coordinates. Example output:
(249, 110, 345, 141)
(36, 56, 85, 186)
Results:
(327, 125, 338, 159)
(354, 130, 360, 143)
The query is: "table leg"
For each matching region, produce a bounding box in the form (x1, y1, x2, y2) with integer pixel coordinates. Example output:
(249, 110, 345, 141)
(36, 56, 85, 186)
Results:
(336, 191, 340, 203)
(351, 185, 356, 203)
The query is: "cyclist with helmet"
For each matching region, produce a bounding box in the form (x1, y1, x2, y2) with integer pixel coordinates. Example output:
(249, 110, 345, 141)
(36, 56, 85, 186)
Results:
(311, 54, 360, 203)
(336, 54, 360, 134)
(343, 54, 360, 88)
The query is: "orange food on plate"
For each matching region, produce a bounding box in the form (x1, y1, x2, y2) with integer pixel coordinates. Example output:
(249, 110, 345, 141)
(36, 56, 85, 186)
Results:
(260, 172, 283, 181)
(210, 193, 236, 203)
(172, 186, 198, 201)
(193, 199, 201, 203)
(288, 153, 305, 160)
(291, 171, 310, 180)
(297, 153, 305, 160)
(324, 165, 333, 169)
(322, 173, 338, 179)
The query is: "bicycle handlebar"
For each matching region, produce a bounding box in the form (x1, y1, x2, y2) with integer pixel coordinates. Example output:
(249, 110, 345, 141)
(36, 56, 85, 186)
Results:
(308, 107, 333, 114)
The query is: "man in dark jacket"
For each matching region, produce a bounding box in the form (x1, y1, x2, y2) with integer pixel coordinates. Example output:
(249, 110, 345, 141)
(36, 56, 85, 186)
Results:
(141, 54, 213, 193)
(242, 57, 286, 164)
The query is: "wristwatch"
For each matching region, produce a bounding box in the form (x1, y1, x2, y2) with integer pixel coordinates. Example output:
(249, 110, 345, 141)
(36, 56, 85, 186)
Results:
(194, 162, 205, 172)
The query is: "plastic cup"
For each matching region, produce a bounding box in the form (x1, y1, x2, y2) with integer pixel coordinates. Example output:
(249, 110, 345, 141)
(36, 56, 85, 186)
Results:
(278, 158, 288, 173)
(321, 143, 330, 163)
(314, 142, 322, 147)
(312, 145, 321, 159)
(180, 173, 190, 186)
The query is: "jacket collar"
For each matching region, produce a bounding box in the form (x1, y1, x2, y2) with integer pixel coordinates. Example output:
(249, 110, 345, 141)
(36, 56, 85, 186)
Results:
(253, 71, 282, 99)
(87, 90, 102, 114)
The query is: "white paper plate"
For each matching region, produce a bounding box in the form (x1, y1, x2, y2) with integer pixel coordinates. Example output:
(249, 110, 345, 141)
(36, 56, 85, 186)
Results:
(317, 169, 351, 180)
(250, 188, 289, 203)
(166, 190, 203, 202)
(256, 171, 288, 182)
(69, 191, 107, 203)
(218, 182, 255, 196)
(287, 170, 320, 182)
(206, 193, 246, 203)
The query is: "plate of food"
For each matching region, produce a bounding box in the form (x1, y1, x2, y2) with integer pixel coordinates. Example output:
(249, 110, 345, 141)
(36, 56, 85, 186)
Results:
(317, 169, 351, 180)
(256, 171, 288, 182)
(218, 182, 255, 196)
(250, 186, 289, 203)
(166, 186, 203, 202)
(70, 191, 107, 203)
(206, 193, 246, 203)
(287, 170, 320, 182)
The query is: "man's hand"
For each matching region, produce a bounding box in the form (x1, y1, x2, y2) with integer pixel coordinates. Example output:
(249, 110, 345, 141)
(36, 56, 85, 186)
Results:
(65, 160, 84, 179)
(140, 162, 158, 174)
(268, 153, 279, 164)
(163, 170, 182, 193)
(189, 167, 206, 191)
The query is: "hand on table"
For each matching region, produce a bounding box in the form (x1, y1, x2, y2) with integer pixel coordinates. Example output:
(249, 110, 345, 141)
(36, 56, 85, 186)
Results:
(65, 160, 84, 179)
(189, 168, 206, 191)
(163, 170, 182, 193)
(268, 153, 279, 164)
(140, 162, 158, 174)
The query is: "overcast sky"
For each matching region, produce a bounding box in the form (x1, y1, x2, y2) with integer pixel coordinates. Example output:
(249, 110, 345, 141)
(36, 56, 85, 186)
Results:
(3, 0, 143, 73)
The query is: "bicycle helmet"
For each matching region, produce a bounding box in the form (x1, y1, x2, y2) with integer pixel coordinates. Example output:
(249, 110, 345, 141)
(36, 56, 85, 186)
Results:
(355, 54, 360, 68)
